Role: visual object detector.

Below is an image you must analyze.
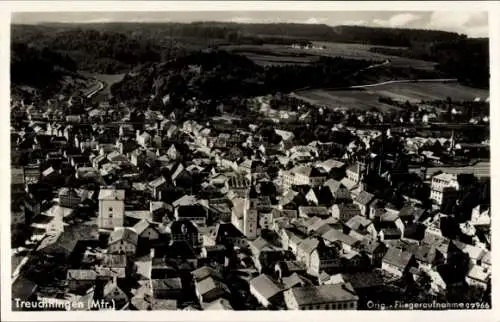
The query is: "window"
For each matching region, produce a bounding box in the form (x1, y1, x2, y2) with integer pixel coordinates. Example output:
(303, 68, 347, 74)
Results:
(109, 207, 113, 212)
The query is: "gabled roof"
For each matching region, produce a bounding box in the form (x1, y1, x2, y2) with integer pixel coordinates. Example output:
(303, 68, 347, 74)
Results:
(133, 219, 158, 236)
(354, 191, 375, 206)
(288, 283, 358, 306)
(382, 247, 413, 270)
(297, 237, 320, 255)
(148, 176, 167, 188)
(109, 227, 138, 246)
(98, 188, 125, 201)
(151, 278, 182, 293)
(249, 274, 283, 300)
(197, 276, 229, 297)
(322, 229, 357, 246)
(192, 266, 223, 282)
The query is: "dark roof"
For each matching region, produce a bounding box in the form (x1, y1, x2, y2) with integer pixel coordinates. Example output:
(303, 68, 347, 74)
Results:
(192, 266, 223, 282)
(170, 220, 198, 235)
(354, 191, 375, 206)
(109, 227, 138, 246)
(382, 247, 413, 270)
(289, 283, 358, 306)
(177, 205, 207, 219)
(249, 274, 283, 300)
(152, 278, 182, 293)
(342, 270, 389, 289)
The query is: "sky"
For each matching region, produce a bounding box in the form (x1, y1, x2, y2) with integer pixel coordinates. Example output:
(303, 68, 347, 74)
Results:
(11, 11, 489, 38)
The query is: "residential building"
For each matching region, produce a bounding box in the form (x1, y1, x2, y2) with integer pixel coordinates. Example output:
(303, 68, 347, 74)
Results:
(283, 283, 358, 310)
(98, 188, 125, 231)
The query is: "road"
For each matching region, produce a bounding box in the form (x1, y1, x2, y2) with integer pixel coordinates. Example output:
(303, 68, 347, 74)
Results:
(349, 78, 458, 89)
(85, 80, 105, 98)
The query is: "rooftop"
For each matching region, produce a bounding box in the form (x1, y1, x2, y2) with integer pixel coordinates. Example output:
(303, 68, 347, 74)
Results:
(289, 283, 358, 306)
(98, 188, 125, 201)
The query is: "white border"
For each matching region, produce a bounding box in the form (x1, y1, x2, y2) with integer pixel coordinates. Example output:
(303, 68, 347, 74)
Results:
(1, 2, 499, 321)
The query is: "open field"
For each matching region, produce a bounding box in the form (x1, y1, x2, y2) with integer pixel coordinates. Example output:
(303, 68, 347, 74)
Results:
(290, 88, 397, 112)
(221, 42, 437, 70)
(92, 73, 126, 95)
(293, 81, 489, 111)
(364, 82, 489, 103)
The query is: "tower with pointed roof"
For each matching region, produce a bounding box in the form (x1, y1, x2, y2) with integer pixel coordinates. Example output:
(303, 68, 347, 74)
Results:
(243, 184, 258, 240)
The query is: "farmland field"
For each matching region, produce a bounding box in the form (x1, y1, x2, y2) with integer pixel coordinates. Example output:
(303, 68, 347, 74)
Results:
(292, 81, 489, 111)
(221, 42, 437, 70)
(93, 73, 126, 96)
(365, 82, 489, 103)
(290, 89, 397, 112)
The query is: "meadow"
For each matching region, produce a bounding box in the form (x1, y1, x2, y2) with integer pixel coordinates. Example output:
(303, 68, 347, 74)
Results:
(221, 42, 437, 70)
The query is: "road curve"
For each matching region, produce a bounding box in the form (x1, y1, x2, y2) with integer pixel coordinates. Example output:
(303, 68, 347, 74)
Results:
(85, 80, 105, 98)
(349, 78, 458, 89)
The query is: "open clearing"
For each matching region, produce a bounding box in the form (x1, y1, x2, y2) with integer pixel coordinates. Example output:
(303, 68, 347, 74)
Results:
(221, 42, 436, 70)
(365, 82, 489, 103)
(290, 89, 397, 112)
(93, 73, 126, 95)
(293, 81, 489, 111)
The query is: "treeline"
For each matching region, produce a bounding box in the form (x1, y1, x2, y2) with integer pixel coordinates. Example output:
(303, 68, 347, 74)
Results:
(11, 42, 77, 95)
(12, 22, 469, 75)
(370, 38, 489, 88)
(110, 50, 374, 101)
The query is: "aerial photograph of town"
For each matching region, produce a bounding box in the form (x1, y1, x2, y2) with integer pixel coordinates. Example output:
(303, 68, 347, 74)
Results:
(8, 8, 491, 312)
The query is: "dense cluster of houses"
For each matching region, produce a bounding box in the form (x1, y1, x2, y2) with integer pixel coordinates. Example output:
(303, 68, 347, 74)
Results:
(10, 93, 491, 311)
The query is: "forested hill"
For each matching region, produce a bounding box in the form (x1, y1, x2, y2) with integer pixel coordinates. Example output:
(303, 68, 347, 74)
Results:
(370, 37, 489, 89)
(11, 22, 489, 95)
(11, 42, 79, 98)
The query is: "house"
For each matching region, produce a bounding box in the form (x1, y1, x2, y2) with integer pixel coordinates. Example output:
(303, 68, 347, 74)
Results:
(352, 238, 387, 267)
(95, 254, 128, 279)
(309, 244, 341, 276)
(398, 205, 426, 226)
(344, 215, 377, 240)
(321, 228, 357, 252)
(466, 265, 490, 289)
(137, 131, 152, 147)
(194, 273, 230, 304)
(101, 280, 129, 310)
(108, 227, 138, 256)
(381, 247, 415, 278)
(203, 298, 234, 310)
(346, 162, 365, 184)
(98, 188, 125, 231)
(66, 269, 98, 292)
(279, 190, 308, 211)
(283, 283, 358, 310)
(168, 220, 202, 249)
(133, 220, 162, 245)
(353, 191, 375, 217)
(430, 172, 459, 207)
(331, 204, 361, 222)
(280, 165, 327, 188)
(175, 205, 208, 226)
(296, 237, 320, 267)
(151, 278, 183, 300)
(275, 261, 307, 279)
(249, 274, 284, 308)
(323, 179, 351, 202)
(58, 188, 83, 209)
(147, 176, 168, 200)
(298, 206, 329, 219)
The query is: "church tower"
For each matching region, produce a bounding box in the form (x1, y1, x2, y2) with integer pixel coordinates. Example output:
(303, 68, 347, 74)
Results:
(243, 185, 259, 240)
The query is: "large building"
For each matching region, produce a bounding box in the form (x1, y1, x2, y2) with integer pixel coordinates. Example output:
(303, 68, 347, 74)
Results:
(280, 165, 327, 188)
(283, 283, 358, 310)
(430, 173, 459, 206)
(98, 188, 125, 230)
